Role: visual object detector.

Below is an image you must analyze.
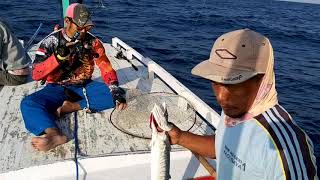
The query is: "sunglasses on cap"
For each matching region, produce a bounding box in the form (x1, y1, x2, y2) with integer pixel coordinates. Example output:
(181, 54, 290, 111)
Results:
(68, 18, 93, 31)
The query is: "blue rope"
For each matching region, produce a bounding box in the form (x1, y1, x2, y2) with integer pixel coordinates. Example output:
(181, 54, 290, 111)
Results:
(74, 111, 79, 180)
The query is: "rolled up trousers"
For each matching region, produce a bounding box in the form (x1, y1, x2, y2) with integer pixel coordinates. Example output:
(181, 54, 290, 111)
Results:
(20, 81, 114, 135)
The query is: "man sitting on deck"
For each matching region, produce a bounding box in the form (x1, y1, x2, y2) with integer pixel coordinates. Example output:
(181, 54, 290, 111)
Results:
(20, 3, 126, 152)
(153, 29, 318, 179)
(0, 20, 30, 86)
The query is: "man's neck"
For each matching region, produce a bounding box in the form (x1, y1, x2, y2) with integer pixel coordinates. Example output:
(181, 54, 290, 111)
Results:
(64, 27, 77, 39)
(63, 28, 74, 42)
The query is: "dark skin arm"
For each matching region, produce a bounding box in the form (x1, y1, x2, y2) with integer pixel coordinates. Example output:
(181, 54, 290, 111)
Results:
(167, 124, 216, 159)
(162, 75, 264, 160)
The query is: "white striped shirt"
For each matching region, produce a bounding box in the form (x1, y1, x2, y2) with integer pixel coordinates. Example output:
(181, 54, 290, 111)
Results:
(215, 105, 318, 180)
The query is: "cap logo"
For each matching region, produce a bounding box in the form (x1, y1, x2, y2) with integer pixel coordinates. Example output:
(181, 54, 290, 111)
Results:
(221, 74, 243, 82)
(80, 10, 88, 18)
(77, 8, 90, 26)
(215, 49, 237, 59)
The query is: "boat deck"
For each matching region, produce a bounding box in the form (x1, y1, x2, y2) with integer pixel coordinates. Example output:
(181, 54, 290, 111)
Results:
(0, 41, 215, 174)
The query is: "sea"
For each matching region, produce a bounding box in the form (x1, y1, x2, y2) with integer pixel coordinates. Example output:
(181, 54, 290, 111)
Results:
(0, 0, 319, 174)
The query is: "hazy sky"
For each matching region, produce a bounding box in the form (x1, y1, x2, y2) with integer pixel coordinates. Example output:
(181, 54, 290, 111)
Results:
(279, 0, 320, 4)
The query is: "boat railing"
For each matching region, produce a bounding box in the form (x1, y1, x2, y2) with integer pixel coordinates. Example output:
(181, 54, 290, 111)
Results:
(111, 37, 220, 129)
(112, 37, 219, 178)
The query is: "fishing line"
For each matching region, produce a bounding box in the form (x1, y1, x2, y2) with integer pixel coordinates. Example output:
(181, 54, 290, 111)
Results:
(109, 92, 197, 140)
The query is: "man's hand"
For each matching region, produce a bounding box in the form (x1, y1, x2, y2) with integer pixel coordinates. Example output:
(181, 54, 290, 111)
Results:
(150, 103, 182, 145)
(166, 124, 182, 145)
(150, 103, 215, 159)
(109, 85, 127, 110)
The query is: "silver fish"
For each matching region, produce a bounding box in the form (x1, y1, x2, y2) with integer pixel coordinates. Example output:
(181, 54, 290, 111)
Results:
(150, 103, 173, 180)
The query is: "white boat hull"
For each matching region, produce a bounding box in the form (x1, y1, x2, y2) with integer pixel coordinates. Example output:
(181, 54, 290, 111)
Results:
(1, 151, 216, 180)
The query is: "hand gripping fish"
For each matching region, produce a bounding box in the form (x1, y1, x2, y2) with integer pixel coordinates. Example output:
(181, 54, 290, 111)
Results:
(150, 103, 173, 180)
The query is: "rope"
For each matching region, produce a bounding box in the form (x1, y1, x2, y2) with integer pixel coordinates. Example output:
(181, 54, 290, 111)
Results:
(82, 87, 91, 112)
(73, 111, 80, 180)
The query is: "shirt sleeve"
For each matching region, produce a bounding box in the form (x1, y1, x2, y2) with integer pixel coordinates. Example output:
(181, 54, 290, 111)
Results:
(0, 21, 29, 70)
(32, 35, 60, 81)
(255, 106, 318, 180)
(263, 128, 318, 180)
(92, 38, 118, 86)
(263, 138, 287, 180)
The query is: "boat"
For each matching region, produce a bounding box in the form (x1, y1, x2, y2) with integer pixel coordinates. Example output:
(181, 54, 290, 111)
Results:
(0, 2, 221, 180)
(0, 37, 220, 180)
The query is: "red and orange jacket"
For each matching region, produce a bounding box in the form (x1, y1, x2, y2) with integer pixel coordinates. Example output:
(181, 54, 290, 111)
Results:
(32, 29, 118, 86)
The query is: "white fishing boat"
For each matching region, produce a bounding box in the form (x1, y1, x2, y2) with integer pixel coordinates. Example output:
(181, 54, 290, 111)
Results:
(0, 1, 224, 178)
(0, 36, 221, 180)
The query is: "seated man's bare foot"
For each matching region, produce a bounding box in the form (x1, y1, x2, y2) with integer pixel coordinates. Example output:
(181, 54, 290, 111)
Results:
(55, 101, 81, 118)
(31, 129, 67, 151)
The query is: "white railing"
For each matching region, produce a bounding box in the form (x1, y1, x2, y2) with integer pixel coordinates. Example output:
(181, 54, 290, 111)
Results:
(112, 37, 221, 128)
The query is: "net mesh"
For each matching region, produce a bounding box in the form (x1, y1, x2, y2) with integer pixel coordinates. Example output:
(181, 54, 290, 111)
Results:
(110, 92, 208, 139)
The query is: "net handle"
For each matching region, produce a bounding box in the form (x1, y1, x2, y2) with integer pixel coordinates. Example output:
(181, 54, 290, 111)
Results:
(192, 151, 217, 178)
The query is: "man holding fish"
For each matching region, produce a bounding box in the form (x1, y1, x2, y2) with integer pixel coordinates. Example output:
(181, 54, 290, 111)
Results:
(151, 29, 318, 180)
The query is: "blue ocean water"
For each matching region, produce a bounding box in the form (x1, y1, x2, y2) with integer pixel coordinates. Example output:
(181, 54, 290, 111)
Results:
(1, 0, 319, 173)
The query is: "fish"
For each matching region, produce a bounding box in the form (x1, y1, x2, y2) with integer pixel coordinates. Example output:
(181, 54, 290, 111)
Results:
(150, 102, 173, 180)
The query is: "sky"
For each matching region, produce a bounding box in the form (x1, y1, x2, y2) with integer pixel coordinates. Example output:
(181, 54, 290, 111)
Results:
(278, 0, 320, 4)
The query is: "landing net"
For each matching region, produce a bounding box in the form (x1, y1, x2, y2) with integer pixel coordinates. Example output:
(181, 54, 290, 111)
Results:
(110, 92, 208, 139)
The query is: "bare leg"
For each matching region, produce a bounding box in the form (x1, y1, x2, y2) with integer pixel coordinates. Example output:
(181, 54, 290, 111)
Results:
(31, 128, 68, 151)
(55, 100, 81, 118)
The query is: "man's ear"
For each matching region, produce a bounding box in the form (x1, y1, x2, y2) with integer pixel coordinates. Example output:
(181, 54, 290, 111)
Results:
(64, 17, 70, 27)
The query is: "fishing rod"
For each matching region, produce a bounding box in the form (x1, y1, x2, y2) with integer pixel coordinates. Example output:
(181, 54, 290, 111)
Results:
(115, 50, 138, 71)
(25, 23, 43, 52)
